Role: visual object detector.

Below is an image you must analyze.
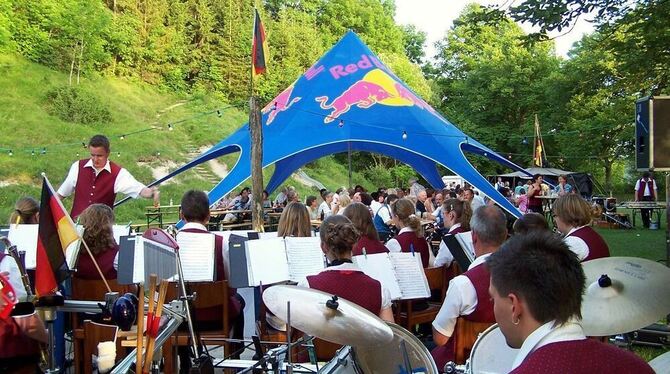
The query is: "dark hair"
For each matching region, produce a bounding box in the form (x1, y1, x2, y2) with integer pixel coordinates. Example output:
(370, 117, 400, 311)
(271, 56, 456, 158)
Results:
(442, 198, 472, 231)
(392, 198, 422, 236)
(642, 171, 651, 179)
(89, 134, 110, 152)
(354, 185, 365, 192)
(278, 202, 312, 237)
(385, 194, 399, 205)
(486, 231, 585, 325)
(181, 190, 210, 222)
(306, 195, 317, 206)
(533, 174, 542, 182)
(371, 192, 379, 200)
(470, 205, 507, 246)
(512, 213, 549, 235)
(359, 192, 373, 206)
(343, 202, 379, 241)
(80, 204, 116, 255)
(319, 215, 360, 259)
(9, 196, 39, 224)
(239, 187, 250, 195)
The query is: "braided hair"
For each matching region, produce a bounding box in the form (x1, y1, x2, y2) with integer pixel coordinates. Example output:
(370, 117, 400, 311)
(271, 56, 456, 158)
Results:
(319, 215, 360, 260)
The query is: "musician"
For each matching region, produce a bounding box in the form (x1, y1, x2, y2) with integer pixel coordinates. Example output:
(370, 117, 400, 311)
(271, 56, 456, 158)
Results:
(343, 203, 388, 256)
(434, 199, 472, 267)
(385, 198, 430, 267)
(176, 190, 245, 366)
(0, 268, 48, 373)
(553, 195, 609, 262)
(57, 135, 159, 219)
(431, 205, 507, 369)
(634, 171, 657, 228)
(75, 204, 119, 280)
(298, 215, 394, 322)
(511, 212, 549, 235)
(8, 197, 39, 225)
(373, 194, 398, 242)
(277, 202, 312, 237)
(486, 232, 653, 373)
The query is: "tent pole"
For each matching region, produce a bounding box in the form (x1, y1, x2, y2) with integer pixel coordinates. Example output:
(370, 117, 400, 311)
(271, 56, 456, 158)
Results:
(348, 141, 352, 189)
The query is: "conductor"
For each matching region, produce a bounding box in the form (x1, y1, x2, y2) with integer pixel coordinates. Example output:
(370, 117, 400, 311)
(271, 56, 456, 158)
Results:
(57, 134, 159, 219)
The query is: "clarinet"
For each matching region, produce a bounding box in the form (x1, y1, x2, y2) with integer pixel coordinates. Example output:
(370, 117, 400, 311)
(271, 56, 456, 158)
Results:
(0, 236, 32, 298)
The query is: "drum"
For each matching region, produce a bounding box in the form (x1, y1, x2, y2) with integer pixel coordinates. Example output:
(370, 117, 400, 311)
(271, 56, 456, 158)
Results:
(320, 346, 361, 374)
(467, 324, 519, 374)
(353, 322, 439, 374)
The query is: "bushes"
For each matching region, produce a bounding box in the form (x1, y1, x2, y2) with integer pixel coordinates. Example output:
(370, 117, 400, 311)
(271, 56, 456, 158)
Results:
(44, 85, 112, 124)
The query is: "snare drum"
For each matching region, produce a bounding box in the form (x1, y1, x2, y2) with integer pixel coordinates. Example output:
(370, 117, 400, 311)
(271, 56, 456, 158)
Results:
(467, 324, 519, 374)
(354, 322, 439, 374)
(320, 346, 361, 374)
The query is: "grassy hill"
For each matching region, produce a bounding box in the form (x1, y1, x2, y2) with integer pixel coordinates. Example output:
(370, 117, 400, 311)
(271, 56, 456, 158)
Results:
(0, 53, 367, 224)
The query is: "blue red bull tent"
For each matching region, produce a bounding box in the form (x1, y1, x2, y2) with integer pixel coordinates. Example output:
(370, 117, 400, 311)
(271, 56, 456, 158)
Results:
(128, 31, 529, 218)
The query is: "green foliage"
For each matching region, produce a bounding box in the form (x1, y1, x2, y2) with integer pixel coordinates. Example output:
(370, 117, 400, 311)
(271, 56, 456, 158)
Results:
(44, 85, 113, 124)
(400, 24, 426, 65)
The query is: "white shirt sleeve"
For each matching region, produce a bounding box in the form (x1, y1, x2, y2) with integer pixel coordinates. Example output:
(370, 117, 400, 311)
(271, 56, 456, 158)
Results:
(432, 275, 478, 338)
(378, 206, 392, 224)
(385, 238, 401, 253)
(113, 168, 146, 198)
(0, 256, 28, 301)
(434, 240, 454, 267)
(57, 161, 80, 197)
(563, 236, 589, 261)
(113, 251, 119, 271)
(381, 283, 392, 309)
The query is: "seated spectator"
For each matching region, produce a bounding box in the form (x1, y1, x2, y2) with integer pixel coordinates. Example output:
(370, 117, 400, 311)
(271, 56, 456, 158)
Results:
(299, 215, 393, 321)
(8, 197, 39, 225)
(284, 189, 299, 206)
(305, 195, 319, 220)
(373, 194, 399, 242)
(370, 191, 384, 214)
(335, 193, 351, 215)
(317, 192, 333, 219)
(434, 199, 473, 267)
(554, 174, 573, 196)
(261, 190, 272, 209)
(514, 181, 525, 197)
(277, 202, 312, 237)
(385, 198, 430, 267)
(223, 187, 252, 223)
(486, 232, 652, 373)
(76, 204, 119, 280)
(553, 195, 609, 261)
(512, 212, 549, 235)
(343, 203, 388, 256)
(273, 186, 289, 207)
(516, 189, 528, 213)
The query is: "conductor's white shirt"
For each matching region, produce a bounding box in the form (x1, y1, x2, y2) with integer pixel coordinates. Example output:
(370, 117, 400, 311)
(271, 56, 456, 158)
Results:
(57, 159, 145, 199)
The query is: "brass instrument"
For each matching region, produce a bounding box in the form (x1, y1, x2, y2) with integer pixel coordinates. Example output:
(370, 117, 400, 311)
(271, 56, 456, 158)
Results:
(0, 236, 49, 371)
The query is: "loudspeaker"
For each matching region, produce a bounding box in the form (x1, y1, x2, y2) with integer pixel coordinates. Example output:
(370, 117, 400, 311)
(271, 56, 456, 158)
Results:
(637, 96, 670, 171)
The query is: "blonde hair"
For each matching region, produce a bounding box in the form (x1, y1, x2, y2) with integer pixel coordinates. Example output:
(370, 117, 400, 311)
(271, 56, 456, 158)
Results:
(79, 204, 116, 255)
(338, 193, 351, 209)
(277, 202, 312, 237)
(391, 198, 423, 237)
(9, 197, 39, 225)
(553, 195, 596, 227)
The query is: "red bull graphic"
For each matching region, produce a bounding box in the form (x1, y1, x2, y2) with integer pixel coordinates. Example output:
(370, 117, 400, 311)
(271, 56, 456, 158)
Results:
(315, 68, 445, 123)
(262, 83, 301, 125)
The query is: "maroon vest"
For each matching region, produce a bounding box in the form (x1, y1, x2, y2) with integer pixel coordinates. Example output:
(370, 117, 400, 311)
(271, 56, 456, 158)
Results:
(307, 270, 382, 315)
(74, 244, 118, 280)
(448, 225, 467, 235)
(511, 339, 654, 374)
(352, 236, 389, 256)
(178, 228, 241, 321)
(71, 160, 121, 219)
(462, 263, 496, 322)
(568, 226, 610, 262)
(636, 178, 656, 200)
(394, 231, 430, 267)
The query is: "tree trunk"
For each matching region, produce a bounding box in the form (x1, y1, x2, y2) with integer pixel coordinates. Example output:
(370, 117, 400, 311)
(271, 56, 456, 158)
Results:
(603, 159, 613, 194)
(76, 40, 85, 85)
(69, 43, 77, 86)
(249, 96, 265, 232)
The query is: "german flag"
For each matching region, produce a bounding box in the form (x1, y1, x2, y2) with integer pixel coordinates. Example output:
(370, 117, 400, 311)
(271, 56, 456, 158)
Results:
(35, 176, 79, 296)
(252, 9, 269, 76)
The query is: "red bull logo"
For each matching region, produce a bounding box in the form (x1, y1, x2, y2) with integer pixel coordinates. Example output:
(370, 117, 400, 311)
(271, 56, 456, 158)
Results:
(262, 83, 301, 125)
(315, 69, 443, 123)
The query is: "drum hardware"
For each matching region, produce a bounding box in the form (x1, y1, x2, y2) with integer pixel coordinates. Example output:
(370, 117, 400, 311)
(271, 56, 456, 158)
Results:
(581, 257, 670, 336)
(443, 361, 465, 374)
(237, 335, 313, 374)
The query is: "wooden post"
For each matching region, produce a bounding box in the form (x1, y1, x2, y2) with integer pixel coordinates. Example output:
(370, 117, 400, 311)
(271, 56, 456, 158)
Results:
(666, 173, 669, 267)
(249, 96, 265, 232)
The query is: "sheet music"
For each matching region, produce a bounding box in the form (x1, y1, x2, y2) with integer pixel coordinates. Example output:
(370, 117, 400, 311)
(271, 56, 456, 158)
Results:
(245, 238, 290, 286)
(389, 252, 430, 299)
(132, 236, 177, 283)
(176, 232, 215, 282)
(455, 232, 475, 262)
(8, 225, 38, 269)
(353, 253, 403, 299)
(112, 225, 131, 244)
(285, 237, 324, 282)
(132, 236, 145, 283)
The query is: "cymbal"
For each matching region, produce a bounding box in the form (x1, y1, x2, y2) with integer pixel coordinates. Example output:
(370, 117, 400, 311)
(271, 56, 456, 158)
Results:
(262, 285, 393, 347)
(649, 350, 670, 373)
(581, 257, 670, 336)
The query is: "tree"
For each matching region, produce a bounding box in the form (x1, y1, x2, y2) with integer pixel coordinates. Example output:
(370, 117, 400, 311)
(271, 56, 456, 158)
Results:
(400, 24, 426, 65)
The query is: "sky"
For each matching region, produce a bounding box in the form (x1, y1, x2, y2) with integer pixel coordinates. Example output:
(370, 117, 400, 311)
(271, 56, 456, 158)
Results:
(394, 0, 595, 60)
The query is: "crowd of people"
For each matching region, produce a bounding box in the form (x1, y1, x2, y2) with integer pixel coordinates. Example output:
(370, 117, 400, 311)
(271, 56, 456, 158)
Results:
(0, 136, 654, 372)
